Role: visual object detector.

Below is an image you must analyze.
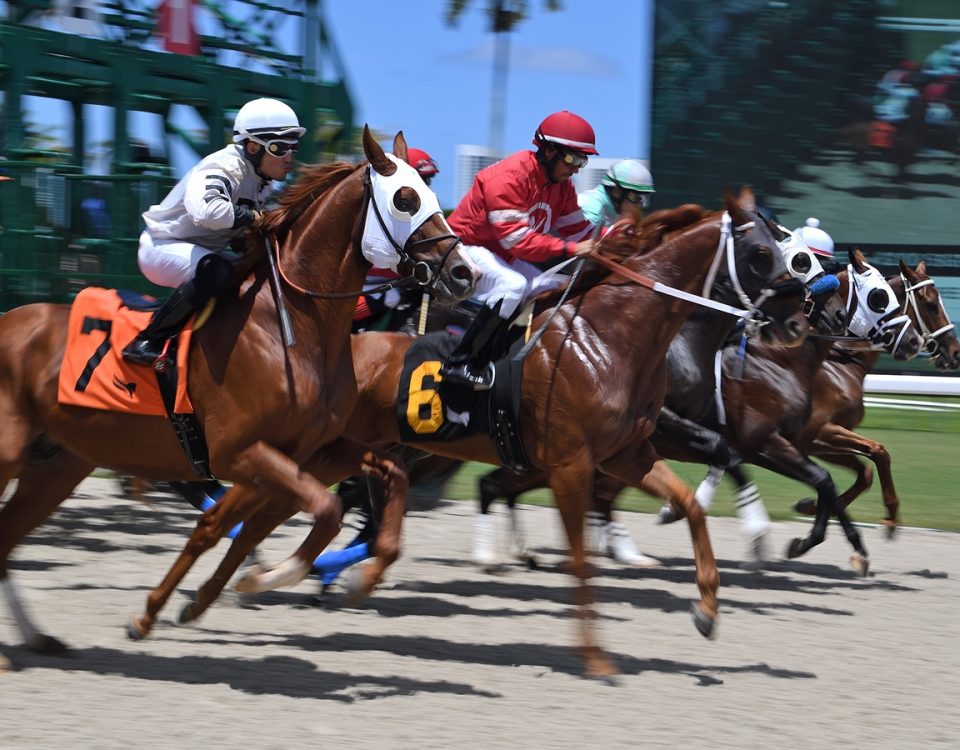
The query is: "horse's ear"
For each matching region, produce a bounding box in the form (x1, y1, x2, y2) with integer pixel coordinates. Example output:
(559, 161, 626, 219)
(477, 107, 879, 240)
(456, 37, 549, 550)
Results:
(916, 259, 927, 276)
(724, 186, 747, 224)
(899, 258, 913, 278)
(850, 246, 867, 271)
(737, 185, 757, 213)
(363, 125, 397, 176)
(392, 131, 409, 163)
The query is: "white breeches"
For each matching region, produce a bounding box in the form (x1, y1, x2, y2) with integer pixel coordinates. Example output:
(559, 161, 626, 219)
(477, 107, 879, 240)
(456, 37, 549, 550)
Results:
(461, 245, 570, 319)
(137, 231, 213, 289)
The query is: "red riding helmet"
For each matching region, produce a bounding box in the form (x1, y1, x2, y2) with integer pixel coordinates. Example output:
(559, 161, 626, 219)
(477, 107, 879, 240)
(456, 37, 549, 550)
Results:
(533, 110, 599, 155)
(406, 148, 439, 177)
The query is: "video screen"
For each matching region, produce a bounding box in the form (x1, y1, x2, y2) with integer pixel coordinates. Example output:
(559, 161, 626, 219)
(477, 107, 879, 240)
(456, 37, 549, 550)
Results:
(652, 0, 960, 248)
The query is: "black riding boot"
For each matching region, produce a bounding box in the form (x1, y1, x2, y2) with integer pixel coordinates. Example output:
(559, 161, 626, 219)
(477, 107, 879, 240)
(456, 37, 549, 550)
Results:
(438, 301, 508, 391)
(123, 253, 234, 368)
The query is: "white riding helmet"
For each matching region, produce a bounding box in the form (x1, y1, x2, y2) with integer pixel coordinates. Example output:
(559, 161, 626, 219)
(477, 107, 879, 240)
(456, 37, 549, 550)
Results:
(601, 159, 655, 193)
(793, 217, 834, 258)
(232, 98, 306, 143)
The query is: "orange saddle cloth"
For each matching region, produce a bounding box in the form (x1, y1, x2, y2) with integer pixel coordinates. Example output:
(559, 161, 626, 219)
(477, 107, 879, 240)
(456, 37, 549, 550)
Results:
(57, 288, 194, 416)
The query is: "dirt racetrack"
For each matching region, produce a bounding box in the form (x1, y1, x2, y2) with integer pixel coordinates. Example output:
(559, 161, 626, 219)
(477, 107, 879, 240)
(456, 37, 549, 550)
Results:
(1, 476, 957, 749)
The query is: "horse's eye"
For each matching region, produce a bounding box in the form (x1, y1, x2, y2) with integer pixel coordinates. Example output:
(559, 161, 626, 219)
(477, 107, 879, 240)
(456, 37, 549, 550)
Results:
(393, 188, 421, 216)
(790, 252, 812, 275)
(867, 287, 889, 313)
(748, 247, 772, 276)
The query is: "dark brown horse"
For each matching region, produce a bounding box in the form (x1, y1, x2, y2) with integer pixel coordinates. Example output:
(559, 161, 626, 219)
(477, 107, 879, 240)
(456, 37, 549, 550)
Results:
(0, 128, 477, 656)
(793, 261, 960, 527)
(143, 189, 809, 677)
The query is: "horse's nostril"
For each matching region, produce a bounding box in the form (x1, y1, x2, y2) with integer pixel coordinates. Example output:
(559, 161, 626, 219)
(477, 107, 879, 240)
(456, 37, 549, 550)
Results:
(451, 265, 473, 282)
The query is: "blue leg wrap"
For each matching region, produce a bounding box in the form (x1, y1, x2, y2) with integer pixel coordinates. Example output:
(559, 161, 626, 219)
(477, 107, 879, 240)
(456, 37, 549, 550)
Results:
(194, 484, 242, 539)
(312, 537, 372, 585)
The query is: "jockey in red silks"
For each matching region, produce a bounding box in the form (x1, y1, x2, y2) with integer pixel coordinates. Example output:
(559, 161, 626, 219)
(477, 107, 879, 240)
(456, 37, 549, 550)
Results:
(440, 110, 598, 390)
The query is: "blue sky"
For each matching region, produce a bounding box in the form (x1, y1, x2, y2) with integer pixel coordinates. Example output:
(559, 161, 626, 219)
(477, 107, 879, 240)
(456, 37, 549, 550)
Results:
(18, 1, 653, 209)
(324, 0, 654, 206)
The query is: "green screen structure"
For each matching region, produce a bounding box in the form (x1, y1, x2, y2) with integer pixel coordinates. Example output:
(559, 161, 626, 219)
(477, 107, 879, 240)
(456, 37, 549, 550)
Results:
(652, 1, 960, 356)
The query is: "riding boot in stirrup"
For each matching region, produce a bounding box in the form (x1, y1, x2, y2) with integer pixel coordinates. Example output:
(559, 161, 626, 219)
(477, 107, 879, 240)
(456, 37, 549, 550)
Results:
(439, 302, 506, 391)
(123, 253, 234, 369)
(122, 284, 199, 368)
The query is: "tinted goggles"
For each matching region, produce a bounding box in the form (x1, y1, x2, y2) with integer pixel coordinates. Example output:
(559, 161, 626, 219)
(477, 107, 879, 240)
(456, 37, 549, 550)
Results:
(263, 139, 299, 157)
(559, 149, 588, 168)
(622, 190, 651, 208)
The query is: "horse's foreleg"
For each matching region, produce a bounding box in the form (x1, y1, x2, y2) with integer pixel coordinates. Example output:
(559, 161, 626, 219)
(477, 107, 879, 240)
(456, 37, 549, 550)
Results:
(754, 434, 870, 571)
(128, 483, 267, 639)
(0, 450, 94, 654)
(343, 447, 408, 601)
(812, 422, 898, 532)
(233, 438, 400, 601)
(639, 460, 719, 635)
(185, 497, 300, 621)
(547, 455, 618, 678)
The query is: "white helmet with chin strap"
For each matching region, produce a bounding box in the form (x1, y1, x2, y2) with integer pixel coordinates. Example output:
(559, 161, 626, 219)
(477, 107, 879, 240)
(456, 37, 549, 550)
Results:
(232, 98, 306, 144)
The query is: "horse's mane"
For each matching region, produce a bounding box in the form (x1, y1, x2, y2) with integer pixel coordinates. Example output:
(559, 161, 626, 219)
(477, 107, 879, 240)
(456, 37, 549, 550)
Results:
(635, 204, 710, 250)
(599, 203, 709, 263)
(530, 204, 711, 314)
(262, 161, 360, 233)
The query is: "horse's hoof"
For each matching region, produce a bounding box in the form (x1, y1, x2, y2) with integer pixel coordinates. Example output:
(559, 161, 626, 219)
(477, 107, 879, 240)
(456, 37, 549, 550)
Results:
(785, 538, 806, 560)
(850, 553, 870, 577)
(691, 603, 717, 640)
(793, 498, 817, 516)
(232, 564, 265, 594)
(656, 505, 679, 525)
(177, 602, 200, 625)
(341, 565, 372, 606)
(741, 534, 767, 572)
(883, 521, 898, 540)
(524, 554, 540, 571)
(29, 633, 68, 655)
(125, 616, 150, 641)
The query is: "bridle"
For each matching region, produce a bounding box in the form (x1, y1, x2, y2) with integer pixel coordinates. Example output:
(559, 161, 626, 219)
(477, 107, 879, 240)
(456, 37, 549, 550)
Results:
(270, 166, 461, 300)
(901, 272, 955, 360)
(844, 263, 914, 353)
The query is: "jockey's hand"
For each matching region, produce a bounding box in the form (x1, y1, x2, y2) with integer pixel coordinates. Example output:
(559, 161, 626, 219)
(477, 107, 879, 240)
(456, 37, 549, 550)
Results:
(571, 239, 596, 257)
(251, 210, 266, 228)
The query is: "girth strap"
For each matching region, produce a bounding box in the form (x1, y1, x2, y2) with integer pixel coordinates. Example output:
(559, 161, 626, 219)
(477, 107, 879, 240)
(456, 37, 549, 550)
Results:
(154, 336, 214, 480)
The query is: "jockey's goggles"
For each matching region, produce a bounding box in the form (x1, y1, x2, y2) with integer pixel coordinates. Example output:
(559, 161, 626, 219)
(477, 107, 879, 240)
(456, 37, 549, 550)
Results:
(559, 149, 588, 168)
(249, 136, 300, 157)
(622, 190, 651, 208)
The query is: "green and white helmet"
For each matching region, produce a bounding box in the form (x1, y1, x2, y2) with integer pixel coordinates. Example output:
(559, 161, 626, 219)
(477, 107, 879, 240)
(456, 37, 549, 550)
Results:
(601, 159, 655, 193)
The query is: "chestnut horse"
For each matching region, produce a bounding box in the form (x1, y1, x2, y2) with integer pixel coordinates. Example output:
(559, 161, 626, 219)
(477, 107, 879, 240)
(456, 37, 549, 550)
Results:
(140, 189, 809, 677)
(793, 261, 960, 526)
(0, 129, 477, 656)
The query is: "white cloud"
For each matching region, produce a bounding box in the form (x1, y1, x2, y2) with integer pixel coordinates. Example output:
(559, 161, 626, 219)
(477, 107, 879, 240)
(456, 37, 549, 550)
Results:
(441, 41, 620, 78)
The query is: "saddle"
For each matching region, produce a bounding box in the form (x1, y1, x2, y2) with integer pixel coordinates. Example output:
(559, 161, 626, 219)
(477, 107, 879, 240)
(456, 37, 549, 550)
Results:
(57, 287, 213, 478)
(395, 326, 532, 472)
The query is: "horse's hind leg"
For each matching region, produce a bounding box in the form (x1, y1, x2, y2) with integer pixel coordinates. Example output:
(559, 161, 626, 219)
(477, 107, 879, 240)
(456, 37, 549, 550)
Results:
(0, 447, 94, 653)
(812, 422, 899, 535)
(128, 483, 269, 639)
